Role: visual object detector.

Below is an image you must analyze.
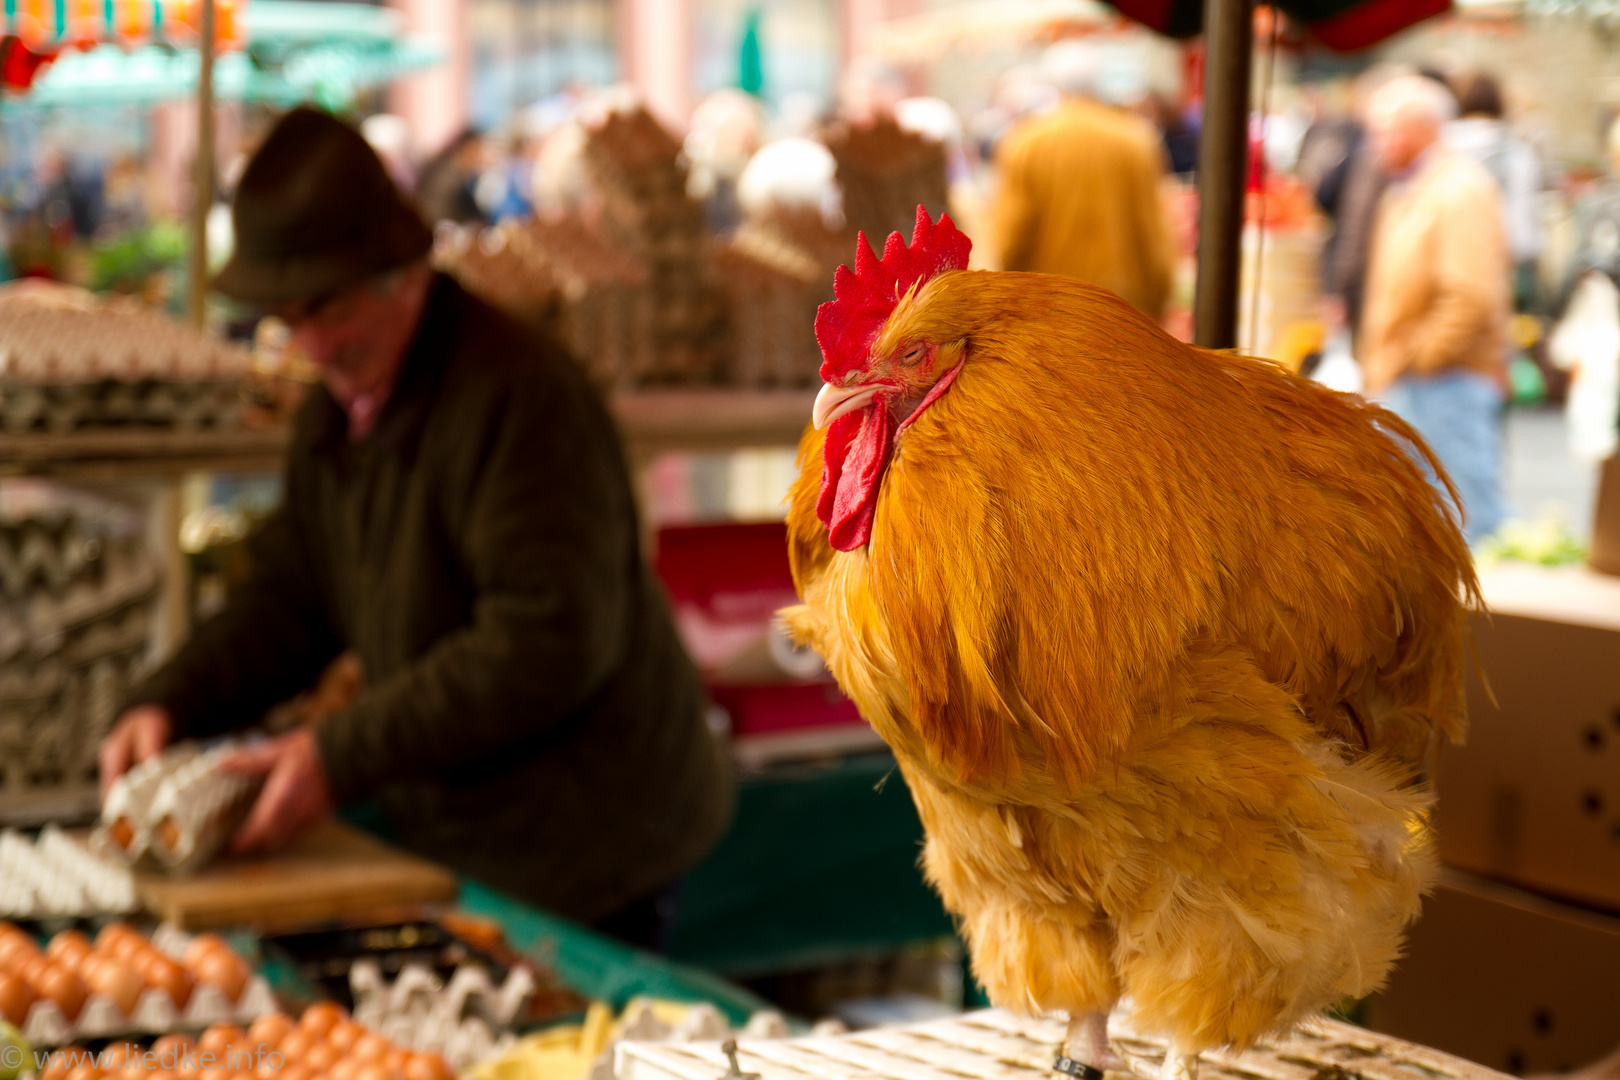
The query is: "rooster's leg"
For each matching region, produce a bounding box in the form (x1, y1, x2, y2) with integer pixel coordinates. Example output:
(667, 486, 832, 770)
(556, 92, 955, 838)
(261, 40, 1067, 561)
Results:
(1163, 1042, 1198, 1080)
(1057, 1010, 1127, 1077)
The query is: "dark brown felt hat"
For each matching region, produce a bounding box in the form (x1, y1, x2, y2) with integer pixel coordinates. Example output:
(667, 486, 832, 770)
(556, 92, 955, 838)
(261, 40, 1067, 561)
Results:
(214, 106, 433, 304)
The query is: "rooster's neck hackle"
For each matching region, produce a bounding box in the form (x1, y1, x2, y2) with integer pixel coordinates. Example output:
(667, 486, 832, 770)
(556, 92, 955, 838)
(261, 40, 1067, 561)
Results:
(815, 205, 972, 382)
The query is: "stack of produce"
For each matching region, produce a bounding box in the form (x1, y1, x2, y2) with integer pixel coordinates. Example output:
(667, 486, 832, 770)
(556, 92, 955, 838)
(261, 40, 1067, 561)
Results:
(713, 210, 854, 388)
(823, 118, 949, 245)
(96, 741, 263, 875)
(0, 511, 157, 810)
(0, 923, 271, 1044)
(0, 286, 251, 434)
(581, 106, 729, 386)
(0, 826, 136, 919)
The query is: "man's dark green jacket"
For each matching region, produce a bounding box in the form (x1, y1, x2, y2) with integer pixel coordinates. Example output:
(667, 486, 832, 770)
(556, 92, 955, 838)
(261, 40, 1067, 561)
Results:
(129, 276, 733, 921)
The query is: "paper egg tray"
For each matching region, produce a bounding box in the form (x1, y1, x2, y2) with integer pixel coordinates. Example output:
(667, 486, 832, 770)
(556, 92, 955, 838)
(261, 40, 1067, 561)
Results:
(95, 742, 262, 876)
(348, 959, 536, 1068)
(0, 826, 137, 919)
(16, 926, 276, 1047)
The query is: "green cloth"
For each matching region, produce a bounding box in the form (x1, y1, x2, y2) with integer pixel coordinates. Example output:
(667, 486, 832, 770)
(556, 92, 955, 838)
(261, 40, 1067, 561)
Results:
(128, 275, 734, 923)
(667, 754, 955, 977)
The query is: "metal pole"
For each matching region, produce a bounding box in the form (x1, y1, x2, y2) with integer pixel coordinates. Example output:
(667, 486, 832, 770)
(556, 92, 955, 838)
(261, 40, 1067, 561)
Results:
(188, 0, 216, 329)
(1192, 0, 1254, 350)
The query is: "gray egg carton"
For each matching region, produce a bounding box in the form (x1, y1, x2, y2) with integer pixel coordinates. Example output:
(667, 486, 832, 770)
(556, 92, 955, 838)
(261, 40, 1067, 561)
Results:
(95, 741, 262, 875)
(0, 824, 137, 918)
(0, 291, 250, 433)
(349, 960, 543, 1069)
(0, 510, 158, 822)
(21, 924, 277, 1047)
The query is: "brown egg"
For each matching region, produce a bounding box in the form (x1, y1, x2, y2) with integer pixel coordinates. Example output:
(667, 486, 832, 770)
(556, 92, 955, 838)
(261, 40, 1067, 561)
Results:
(192, 948, 250, 1004)
(247, 1011, 295, 1050)
(31, 963, 88, 1021)
(270, 1066, 312, 1080)
(107, 816, 137, 851)
(182, 934, 231, 971)
(298, 1001, 347, 1035)
(349, 1034, 390, 1064)
(327, 1058, 360, 1080)
(0, 970, 35, 1024)
(0, 924, 37, 969)
(65, 1064, 103, 1080)
(324, 1023, 361, 1055)
(275, 1028, 318, 1064)
(15, 952, 51, 987)
(151, 1035, 198, 1072)
(301, 1044, 339, 1073)
(352, 1065, 402, 1080)
(84, 955, 144, 1015)
(105, 932, 147, 963)
(37, 1054, 73, 1080)
(402, 1054, 455, 1080)
(101, 1041, 144, 1073)
(46, 930, 93, 967)
(143, 953, 195, 1008)
(199, 1067, 233, 1080)
(200, 1023, 246, 1059)
(379, 1050, 409, 1074)
(95, 922, 137, 952)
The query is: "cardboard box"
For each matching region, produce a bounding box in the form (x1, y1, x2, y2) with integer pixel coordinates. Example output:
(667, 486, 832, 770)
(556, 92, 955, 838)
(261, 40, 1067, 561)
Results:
(1365, 871, 1620, 1076)
(1435, 565, 1620, 911)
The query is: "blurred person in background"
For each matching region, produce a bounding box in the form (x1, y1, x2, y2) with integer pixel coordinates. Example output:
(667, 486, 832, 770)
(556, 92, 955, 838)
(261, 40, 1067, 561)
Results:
(1361, 74, 1511, 544)
(1315, 67, 1399, 346)
(1445, 72, 1543, 312)
(1549, 114, 1620, 465)
(685, 89, 765, 234)
(991, 38, 1173, 319)
(98, 107, 733, 948)
(414, 128, 490, 225)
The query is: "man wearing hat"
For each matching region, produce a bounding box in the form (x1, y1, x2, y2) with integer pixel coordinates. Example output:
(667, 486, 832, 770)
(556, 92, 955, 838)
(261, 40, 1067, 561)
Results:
(98, 108, 733, 944)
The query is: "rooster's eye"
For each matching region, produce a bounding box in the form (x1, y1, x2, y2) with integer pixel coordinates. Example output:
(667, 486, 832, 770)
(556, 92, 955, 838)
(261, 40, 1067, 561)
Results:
(897, 342, 928, 368)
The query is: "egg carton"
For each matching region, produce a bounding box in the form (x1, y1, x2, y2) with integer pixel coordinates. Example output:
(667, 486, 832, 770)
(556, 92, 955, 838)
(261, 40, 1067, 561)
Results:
(95, 741, 262, 875)
(20, 926, 277, 1046)
(349, 959, 535, 1067)
(0, 825, 137, 918)
(0, 289, 250, 433)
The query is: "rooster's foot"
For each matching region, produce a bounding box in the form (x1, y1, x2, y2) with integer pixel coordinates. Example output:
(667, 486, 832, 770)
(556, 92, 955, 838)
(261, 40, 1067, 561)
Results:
(1114, 1041, 1199, 1080)
(1057, 1011, 1128, 1079)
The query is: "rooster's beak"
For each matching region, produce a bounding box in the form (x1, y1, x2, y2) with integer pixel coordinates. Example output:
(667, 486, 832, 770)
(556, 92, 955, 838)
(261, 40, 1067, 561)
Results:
(813, 382, 881, 430)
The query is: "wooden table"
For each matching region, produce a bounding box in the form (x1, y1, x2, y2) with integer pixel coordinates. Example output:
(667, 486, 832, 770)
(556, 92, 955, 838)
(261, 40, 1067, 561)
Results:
(135, 818, 458, 930)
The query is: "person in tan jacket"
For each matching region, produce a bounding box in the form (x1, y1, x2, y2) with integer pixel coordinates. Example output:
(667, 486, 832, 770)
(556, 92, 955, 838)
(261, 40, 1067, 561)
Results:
(1361, 74, 1511, 542)
(992, 41, 1174, 320)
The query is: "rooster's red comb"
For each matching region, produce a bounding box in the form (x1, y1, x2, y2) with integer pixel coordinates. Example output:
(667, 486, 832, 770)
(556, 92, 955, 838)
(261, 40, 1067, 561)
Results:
(815, 206, 971, 381)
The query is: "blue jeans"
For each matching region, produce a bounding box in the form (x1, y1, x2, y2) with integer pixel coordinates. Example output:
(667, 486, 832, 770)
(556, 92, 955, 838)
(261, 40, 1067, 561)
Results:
(1379, 370, 1507, 544)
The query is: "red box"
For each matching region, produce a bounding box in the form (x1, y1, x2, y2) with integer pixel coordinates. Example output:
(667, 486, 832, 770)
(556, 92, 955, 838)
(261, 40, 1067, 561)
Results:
(655, 522, 867, 740)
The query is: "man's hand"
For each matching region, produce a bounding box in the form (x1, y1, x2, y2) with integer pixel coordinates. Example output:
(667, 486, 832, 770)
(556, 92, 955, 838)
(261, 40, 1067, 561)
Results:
(99, 706, 174, 798)
(221, 728, 335, 856)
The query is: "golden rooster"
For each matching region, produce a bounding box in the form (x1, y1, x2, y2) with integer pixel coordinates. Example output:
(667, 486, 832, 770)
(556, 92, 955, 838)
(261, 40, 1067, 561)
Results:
(783, 208, 1477, 1080)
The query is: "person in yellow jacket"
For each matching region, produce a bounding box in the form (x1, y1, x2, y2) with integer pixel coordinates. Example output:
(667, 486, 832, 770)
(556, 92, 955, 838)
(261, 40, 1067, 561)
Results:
(991, 40, 1175, 321)
(1361, 74, 1512, 543)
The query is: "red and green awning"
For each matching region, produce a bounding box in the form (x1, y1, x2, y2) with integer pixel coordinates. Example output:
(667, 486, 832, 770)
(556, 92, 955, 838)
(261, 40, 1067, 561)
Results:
(2, 0, 244, 90)
(2, 0, 244, 49)
(1107, 0, 1450, 50)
